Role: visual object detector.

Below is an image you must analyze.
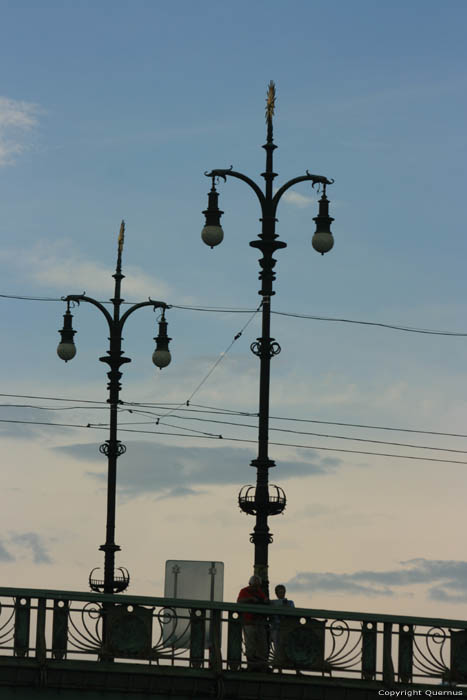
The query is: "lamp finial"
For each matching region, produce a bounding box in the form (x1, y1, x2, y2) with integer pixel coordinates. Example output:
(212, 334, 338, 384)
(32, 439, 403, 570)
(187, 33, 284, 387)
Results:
(265, 80, 276, 123)
(118, 220, 125, 254)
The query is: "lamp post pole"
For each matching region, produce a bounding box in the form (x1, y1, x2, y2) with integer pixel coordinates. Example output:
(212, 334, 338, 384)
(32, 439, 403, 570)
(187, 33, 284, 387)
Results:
(201, 83, 335, 596)
(57, 222, 172, 594)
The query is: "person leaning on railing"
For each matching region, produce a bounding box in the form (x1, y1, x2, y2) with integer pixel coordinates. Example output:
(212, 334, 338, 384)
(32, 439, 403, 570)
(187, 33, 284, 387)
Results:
(237, 575, 270, 672)
(270, 584, 295, 652)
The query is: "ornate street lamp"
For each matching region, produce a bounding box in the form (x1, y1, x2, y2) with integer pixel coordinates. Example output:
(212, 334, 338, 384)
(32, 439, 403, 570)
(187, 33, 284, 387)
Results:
(57, 221, 172, 594)
(201, 82, 335, 595)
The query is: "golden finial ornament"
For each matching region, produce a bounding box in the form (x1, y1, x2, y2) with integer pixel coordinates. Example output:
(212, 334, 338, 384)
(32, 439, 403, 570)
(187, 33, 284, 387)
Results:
(118, 220, 125, 253)
(265, 80, 276, 122)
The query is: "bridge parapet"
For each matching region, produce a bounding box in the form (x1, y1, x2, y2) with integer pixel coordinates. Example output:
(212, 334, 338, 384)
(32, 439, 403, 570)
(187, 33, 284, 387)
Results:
(0, 586, 466, 696)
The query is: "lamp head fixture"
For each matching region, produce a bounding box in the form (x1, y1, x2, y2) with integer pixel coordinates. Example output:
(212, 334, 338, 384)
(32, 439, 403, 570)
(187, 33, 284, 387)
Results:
(201, 178, 224, 248)
(312, 187, 334, 255)
(57, 304, 77, 362)
(152, 309, 172, 369)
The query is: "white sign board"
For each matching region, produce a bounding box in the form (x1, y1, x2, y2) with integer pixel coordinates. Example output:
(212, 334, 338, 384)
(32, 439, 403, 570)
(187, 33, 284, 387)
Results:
(163, 560, 224, 649)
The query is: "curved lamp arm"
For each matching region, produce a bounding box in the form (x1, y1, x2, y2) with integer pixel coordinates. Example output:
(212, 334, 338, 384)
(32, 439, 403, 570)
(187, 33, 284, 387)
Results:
(119, 300, 169, 329)
(65, 294, 113, 329)
(272, 173, 334, 215)
(206, 169, 266, 210)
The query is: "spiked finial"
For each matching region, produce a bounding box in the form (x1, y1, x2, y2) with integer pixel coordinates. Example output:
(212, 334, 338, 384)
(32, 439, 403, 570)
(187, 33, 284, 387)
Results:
(118, 220, 125, 254)
(265, 81, 276, 122)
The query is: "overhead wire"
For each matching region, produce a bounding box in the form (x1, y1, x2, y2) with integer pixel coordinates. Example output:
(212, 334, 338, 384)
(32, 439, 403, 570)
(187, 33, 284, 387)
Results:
(2, 400, 466, 453)
(153, 302, 262, 420)
(1, 417, 467, 465)
(2, 293, 467, 336)
(2, 392, 467, 440)
(111, 408, 467, 455)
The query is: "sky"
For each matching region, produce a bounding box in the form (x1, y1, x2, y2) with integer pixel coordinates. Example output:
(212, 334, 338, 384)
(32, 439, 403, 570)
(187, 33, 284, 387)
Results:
(0, 0, 467, 621)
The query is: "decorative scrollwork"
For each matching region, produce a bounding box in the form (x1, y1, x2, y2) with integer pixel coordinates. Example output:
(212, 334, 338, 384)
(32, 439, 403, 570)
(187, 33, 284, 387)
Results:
(88, 566, 130, 594)
(250, 339, 281, 359)
(153, 606, 192, 656)
(249, 533, 273, 544)
(99, 442, 126, 457)
(68, 601, 103, 654)
(325, 619, 362, 671)
(413, 626, 449, 677)
(0, 600, 15, 648)
(306, 170, 335, 186)
(270, 342, 281, 356)
(250, 341, 261, 356)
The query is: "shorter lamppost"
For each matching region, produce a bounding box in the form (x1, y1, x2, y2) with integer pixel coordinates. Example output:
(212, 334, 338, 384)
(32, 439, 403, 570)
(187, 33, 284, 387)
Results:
(57, 221, 172, 594)
(200, 82, 335, 595)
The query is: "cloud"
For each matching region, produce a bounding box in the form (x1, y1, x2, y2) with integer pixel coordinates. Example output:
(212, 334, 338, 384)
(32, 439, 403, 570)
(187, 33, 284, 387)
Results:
(282, 191, 314, 208)
(155, 486, 205, 501)
(0, 405, 69, 440)
(53, 441, 341, 499)
(0, 243, 171, 299)
(9, 532, 53, 564)
(0, 540, 15, 562)
(286, 558, 467, 601)
(0, 96, 40, 166)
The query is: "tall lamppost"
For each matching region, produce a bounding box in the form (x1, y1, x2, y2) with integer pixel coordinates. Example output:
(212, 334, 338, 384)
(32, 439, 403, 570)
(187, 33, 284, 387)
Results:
(57, 222, 172, 594)
(200, 82, 335, 595)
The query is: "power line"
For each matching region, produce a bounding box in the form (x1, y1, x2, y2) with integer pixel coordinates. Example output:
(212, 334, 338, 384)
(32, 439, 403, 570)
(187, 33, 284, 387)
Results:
(123, 400, 467, 440)
(270, 310, 467, 336)
(3, 401, 465, 452)
(2, 392, 467, 440)
(113, 408, 467, 455)
(2, 293, 467, 336)
(154, 303, 261, 420)
(0, 393, 109, 405)
(2, 417, 467, 466)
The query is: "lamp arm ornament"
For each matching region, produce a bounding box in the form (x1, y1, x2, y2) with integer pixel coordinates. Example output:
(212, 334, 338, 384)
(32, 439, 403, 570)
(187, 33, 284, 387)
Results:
(272, 172, 335, 213)
(119, 300, 169, 329)
(205, 169, 266, 209)
(64, 294, 113, 329)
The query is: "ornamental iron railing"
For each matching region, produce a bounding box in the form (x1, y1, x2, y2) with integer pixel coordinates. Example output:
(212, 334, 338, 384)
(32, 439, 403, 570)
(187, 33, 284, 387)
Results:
(1, 587, 466, 687)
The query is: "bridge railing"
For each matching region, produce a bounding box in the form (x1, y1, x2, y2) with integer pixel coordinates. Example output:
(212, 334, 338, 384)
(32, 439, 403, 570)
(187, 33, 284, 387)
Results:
(0, 586, 466, 686)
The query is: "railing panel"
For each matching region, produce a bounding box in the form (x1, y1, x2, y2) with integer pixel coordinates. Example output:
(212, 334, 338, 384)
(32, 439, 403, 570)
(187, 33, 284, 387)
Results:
(105, 603, 153, 660)
(0, 586, 467, 688)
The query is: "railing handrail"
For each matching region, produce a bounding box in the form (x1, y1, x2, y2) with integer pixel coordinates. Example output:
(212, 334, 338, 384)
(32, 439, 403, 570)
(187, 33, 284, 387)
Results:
(2, 585, 467, 630)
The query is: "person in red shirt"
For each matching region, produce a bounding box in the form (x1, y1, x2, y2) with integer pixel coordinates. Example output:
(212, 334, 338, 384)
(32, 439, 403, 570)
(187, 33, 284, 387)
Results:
(237, 575, 269, 671)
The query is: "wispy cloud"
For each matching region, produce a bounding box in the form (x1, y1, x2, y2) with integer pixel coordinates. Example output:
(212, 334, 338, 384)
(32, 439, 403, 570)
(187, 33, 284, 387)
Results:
(0, 97, 40, 166)
(286, 558, 467, 602)
(54, 441, 341, 499)
(282, 191, 314, 208)
(0, 539, 15, 562)
(0, 405, 69, 440)
(9, 532, 53, 564)
(0, 242, 171, 299)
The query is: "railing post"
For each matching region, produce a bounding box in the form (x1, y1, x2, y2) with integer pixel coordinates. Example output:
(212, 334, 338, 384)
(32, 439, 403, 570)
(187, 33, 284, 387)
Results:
(52, 599, 69, 660)
(35, 597, 46, 662)
(189, 608, 205, 669)
(362, 620, 377, 680)
(208, 608, 222, 672)
(398, 624, 413, 683)
(383, 622, 395, 685)
(227, 610, 242, 671)
(14, 596, 31, 657)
